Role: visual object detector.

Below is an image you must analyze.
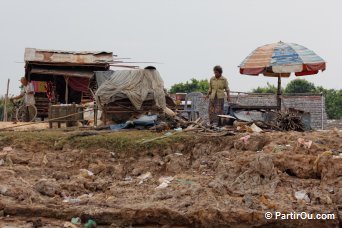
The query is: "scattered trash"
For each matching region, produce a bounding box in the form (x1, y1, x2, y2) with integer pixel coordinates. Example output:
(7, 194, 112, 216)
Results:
(294, 190, 310, 203)
(133, 115, 158, 126)
(137, 172, 152, 184)
(71, 217, 82, 225)
(327, 188, 334, 194)
(297, 138, 313, 149)
(2, 147, 13, 152)
(165, 132, 173, 136)
(79, 193, 93, 200)
(140, 133, 173, 144)
(63, 222, 78, 228)
(79, 169, 94, 178)
(236, 124, 254, 133)
(84, 219, 97, 228)
(124, 176, 133, 181)
(174, 153, 183, 156)
(63, 197, 81, 204)
(156, 182, 169, 189)
(174, 127, 183, 132)
(0, 159, 4, 166)
(109, 121, 134, 131)
(110, 152, 116, 158)
(333, 154, 342, 159)
(239, 135, 250, 144)
(159, 176, 174, 183)
(156, 176, 174, 189)
(250, 123, 263, 133)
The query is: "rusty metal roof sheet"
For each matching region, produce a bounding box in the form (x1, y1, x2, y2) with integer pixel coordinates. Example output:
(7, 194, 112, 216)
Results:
(30, 68, 94, 78)
(24, 48, 114, 64)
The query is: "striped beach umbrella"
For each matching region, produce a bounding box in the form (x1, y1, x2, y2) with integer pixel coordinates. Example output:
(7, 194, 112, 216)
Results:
(239, 41, 326, 107)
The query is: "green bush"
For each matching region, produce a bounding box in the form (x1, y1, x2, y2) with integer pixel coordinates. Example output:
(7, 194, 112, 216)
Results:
(170, 78, 209, 94)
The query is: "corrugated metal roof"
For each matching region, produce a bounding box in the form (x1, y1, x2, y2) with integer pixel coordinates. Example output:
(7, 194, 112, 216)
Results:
(24, 48, 114, 64)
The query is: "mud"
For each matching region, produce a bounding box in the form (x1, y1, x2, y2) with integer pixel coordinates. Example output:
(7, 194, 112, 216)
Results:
(0, 130, 341, 227)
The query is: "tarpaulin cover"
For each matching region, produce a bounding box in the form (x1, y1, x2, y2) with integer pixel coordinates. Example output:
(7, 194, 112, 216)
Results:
(68, 77, 90, 92)
(95, 69, 166, 110)
(94, 70, 115, 87)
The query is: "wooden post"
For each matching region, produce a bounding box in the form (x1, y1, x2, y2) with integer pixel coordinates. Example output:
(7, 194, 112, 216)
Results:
(48, 103, 52, 128)
(321, 93, 324, 130)
(277, 76, 281, 110)
(65, 76, 69, 104)
(3, 79, 10, 122)
(94, 102, 98, 127)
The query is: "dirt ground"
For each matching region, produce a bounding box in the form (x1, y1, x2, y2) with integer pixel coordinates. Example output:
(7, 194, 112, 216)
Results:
(0, 122, 49, 131)
(0, 129, 341, 227)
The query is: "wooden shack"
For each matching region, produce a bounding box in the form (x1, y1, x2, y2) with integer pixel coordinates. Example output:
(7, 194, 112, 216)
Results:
(24, 48, 113, 120)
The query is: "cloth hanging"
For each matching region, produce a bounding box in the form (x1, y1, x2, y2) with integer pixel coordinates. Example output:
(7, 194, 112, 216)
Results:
(68, 77, 90, 92)
(32, 81, 47, 92)
(45, 81, 55, 102)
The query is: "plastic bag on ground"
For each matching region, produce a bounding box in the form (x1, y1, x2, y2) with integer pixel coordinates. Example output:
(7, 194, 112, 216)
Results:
(294, 190, 310, 202)
(250, 123, 263, 133)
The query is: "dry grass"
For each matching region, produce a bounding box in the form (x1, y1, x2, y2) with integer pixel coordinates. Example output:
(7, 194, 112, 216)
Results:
(0, 130, 193, 152)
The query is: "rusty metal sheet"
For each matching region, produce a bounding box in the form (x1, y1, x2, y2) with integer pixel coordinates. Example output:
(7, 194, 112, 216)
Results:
(24, 48, 113, 64)
(30, 68, 94, 78)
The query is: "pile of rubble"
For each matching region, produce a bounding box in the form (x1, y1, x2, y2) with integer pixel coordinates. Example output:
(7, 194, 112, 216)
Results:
(95, 108, 310, 137)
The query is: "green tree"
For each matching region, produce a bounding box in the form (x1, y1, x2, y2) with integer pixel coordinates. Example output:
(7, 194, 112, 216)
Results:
(170, 78, 209, 93)
(0, 96, 14, 121)
(251, 82, 279, 94)
(284, 79, 316, 94)
(315, 87, 342, 119)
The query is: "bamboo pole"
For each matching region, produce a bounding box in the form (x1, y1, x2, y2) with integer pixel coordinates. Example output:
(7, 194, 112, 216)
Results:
(3, 79, 10, 122)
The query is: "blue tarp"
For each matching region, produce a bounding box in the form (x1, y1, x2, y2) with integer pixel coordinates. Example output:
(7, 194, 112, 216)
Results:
(109, 115, 158, 131)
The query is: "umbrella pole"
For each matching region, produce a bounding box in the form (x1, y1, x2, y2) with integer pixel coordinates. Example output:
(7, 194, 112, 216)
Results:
(277, 76, 281, 110)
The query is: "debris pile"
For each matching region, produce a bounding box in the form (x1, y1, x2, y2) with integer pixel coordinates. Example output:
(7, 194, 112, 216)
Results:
(101, 108, 309, 136)
(274, 111, 305, 131)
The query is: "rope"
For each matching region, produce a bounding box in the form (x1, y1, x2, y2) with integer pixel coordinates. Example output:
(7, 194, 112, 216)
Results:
(0, 108, 94, 131)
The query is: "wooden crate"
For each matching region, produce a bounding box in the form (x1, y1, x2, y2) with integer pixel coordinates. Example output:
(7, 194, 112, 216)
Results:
(48, 104, 84, 128)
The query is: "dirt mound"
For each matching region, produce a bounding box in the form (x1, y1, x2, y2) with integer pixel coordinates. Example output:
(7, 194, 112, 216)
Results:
(0, 130, 341, 227)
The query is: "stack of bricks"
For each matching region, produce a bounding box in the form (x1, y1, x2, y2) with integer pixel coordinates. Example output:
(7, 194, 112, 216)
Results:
(197, 94, 327, 129)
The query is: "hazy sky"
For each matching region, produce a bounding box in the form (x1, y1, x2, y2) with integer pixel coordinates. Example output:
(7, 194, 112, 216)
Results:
(0, 0, 341, 95)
